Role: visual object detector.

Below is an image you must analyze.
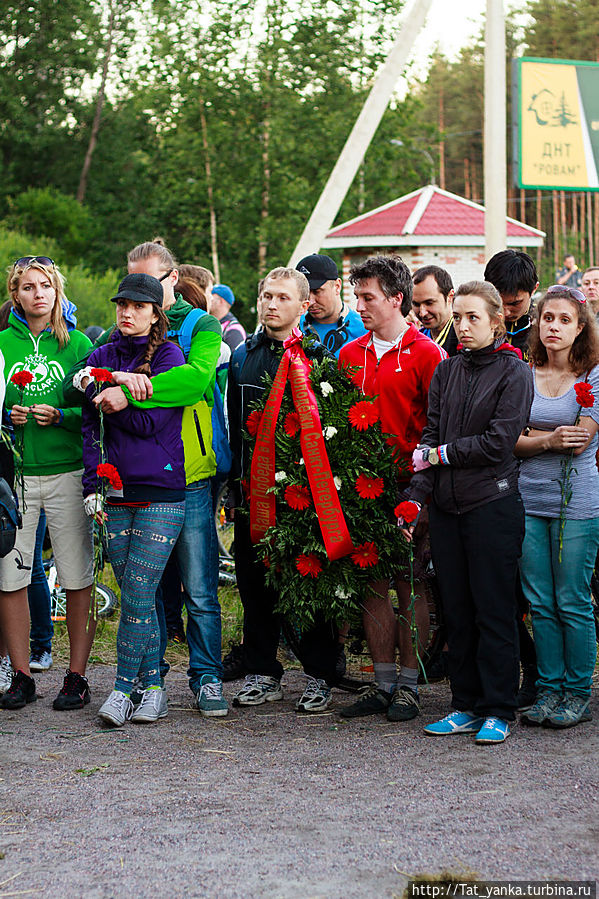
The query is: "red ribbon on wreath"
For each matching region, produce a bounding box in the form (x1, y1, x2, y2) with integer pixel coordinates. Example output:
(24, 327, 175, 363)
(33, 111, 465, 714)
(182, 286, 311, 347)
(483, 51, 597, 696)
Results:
(250, 328, 354, 561)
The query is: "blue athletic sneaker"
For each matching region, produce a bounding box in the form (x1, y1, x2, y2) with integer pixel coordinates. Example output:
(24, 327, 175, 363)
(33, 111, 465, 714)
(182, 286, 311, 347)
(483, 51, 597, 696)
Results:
(424, 710, 485, 736)
(475, 717, 510, 744)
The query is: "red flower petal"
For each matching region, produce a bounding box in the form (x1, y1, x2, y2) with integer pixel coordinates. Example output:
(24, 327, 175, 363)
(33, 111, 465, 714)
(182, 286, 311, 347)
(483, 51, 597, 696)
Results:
(10, 370, 34, 387)
(574, 382, 595, 408)
(284, 411, 301, 437)
(246, 410, 263, 437)
(355, 474, 384, 499)
(285, 484, 312, 510)
(351, 542, 379, 568)
(348, 400, 379, 431)
(394, 501, 420, 524)
(96, 462, 123, 491)
(90, 368, 113, 383)
(296, 553, 322, 578)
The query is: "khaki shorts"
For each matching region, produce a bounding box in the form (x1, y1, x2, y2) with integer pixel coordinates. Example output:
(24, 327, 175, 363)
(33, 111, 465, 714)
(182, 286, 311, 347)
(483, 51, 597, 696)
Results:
(0, 470, 93, 592)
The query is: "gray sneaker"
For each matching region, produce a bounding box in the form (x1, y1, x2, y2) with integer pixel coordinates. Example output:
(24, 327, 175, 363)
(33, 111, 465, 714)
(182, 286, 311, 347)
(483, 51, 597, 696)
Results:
(98, 690, 134, 727)
(29, 650, 53, 672)
(233, 674, 283, 706)
(543, 692, 592, 729)
(131, 688, 168, 723)
(296, 676, 331, 713)
(520, 689, 562, 727)
(0, 656, 12, 695)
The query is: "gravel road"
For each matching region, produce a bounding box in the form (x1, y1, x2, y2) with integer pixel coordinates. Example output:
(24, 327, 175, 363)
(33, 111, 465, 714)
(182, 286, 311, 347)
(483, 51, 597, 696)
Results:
(1, 666, 597, 898)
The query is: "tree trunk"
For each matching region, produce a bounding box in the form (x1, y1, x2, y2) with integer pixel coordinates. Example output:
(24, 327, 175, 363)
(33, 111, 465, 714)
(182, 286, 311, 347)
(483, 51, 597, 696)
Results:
(552, 191, 559, 271)
(199, 94, 220, 282)
(438, 88, 445, 189)
(587, 192, 594, 266)
(536, 190, 542, 269)
(258, 113, 271, 277)
(580, 193, 586, 260)
(77, 0, 115, 204)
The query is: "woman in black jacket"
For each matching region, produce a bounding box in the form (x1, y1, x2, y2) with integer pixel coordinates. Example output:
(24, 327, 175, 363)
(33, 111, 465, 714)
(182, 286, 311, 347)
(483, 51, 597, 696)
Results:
(400, 280, 533, 744)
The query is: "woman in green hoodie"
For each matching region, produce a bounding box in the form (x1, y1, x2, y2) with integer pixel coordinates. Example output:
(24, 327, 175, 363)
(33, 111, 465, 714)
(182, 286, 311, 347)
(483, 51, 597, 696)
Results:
(0, 256, 94, 712)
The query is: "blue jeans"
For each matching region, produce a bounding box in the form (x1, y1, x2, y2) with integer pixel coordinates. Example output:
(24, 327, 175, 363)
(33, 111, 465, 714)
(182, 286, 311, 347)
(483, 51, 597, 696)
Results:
(28, 511, 53, 654)
(108, 502, 185, 694)
(519, 514, 599, 698)
(175, 479, 222, 690)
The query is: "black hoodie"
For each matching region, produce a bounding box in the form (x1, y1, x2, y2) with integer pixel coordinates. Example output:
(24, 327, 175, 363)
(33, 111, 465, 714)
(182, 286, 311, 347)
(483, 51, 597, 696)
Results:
(409, 340, 533, 514)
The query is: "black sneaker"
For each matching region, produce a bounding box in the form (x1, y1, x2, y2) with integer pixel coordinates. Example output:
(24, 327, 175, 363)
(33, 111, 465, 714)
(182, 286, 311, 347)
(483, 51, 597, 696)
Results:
(516, 665, 538, 711)
(387, 685, 420, 721)
(53, 670, 91, 711)
(339, 683, 393, 718)
(0, 670, 37, 709)
(222, 644, 246, 682)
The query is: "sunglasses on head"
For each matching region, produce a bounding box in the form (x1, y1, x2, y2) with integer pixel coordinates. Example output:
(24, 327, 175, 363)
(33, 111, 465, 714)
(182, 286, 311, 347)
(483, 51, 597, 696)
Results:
(158, 269, 173, 282)
(547, 284, 586, 303)
(14, 256, 54, 269)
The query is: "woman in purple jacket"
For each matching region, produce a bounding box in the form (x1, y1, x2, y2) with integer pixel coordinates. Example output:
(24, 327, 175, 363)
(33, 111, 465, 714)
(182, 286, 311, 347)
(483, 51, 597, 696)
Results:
(81, 273, 185, 727)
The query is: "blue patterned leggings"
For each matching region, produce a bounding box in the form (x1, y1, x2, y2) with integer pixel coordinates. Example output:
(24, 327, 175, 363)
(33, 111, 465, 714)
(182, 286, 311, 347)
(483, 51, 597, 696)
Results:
(107, 502, 185, 694)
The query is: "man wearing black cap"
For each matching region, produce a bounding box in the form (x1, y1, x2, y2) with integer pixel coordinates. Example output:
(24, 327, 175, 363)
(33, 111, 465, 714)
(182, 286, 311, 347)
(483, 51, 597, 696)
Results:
(296, 253, 366, 357)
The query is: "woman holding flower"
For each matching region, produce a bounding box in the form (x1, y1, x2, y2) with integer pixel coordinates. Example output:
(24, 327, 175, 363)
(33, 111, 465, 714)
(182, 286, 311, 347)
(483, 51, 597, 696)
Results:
(81, 273, 186, 726)
(515, 286, 599, 729)
(403, 281, 533, 744)
(0, 256, 93, 711)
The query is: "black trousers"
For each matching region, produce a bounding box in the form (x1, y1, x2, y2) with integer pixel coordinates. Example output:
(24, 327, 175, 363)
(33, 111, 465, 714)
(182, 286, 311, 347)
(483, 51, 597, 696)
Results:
(429, 493, 524, 721)
(234, 513, 338, 684)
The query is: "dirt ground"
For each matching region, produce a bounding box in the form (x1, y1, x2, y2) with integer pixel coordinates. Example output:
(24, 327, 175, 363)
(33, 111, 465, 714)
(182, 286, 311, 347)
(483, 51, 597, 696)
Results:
(1, 665, 597, 899)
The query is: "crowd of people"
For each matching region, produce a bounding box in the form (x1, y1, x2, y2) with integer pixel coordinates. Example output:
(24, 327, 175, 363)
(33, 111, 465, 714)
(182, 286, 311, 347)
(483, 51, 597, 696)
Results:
(0, 241, 596, 745)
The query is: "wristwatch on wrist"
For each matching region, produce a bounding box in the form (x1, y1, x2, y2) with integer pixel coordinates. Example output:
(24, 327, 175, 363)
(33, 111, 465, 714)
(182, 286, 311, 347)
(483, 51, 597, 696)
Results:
(422, 446, 440, 466)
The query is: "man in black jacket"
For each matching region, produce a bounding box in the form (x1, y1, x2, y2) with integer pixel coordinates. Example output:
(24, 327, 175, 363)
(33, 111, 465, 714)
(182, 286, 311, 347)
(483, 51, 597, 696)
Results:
(484, 250, 539, 362)
(227, 267, 339, 713)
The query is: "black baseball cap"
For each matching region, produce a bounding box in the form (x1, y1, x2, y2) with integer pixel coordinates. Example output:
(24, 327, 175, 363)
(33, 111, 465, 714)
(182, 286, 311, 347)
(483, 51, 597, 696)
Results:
(296, 253, 339, 290)
(111, 273, 163, 307)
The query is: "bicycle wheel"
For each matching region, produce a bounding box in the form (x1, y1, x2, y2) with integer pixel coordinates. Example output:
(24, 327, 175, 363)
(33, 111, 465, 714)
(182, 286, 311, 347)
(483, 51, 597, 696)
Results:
(94, 583, 118, 619)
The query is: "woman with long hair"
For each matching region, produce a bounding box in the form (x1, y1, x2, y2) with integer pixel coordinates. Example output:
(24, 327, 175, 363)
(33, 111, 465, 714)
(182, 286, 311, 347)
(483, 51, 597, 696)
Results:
(515, 285, 599, 729)
(400, 281, 533, 744)
(0, 256, 94, 711)
(82, 273, 186, 726)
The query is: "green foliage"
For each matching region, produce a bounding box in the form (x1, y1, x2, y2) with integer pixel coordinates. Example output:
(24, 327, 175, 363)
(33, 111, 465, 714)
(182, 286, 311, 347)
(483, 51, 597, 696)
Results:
(244, 344, 408, 629)
(0, 224, 117, 330)
(3, 188, 96, 264)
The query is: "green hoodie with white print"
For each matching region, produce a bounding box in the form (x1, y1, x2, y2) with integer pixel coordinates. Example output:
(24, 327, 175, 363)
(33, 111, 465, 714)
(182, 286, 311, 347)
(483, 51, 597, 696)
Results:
(0, 311, 91, 475)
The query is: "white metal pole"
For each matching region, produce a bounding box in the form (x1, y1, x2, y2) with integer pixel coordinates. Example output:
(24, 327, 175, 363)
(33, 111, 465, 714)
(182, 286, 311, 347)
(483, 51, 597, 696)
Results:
(288, 0, 434, 266)
(484, 0, 507, 259)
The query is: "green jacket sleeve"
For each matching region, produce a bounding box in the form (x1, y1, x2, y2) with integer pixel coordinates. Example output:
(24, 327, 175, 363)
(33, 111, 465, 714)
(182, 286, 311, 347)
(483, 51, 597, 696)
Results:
(125, 316, 222, 409)
(57, 406, 83, 433)
(61, 326, 115, 407)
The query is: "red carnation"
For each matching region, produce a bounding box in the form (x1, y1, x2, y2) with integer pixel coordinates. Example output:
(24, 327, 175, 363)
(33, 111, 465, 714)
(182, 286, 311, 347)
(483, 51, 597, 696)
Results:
(96, 462, 123, 490)
(90, 368, 113, 383)
(10, 370, 34, 388)
(574, 381, 595, 409)
(351, 542, 379, 568)
(284, 411, 301, 437)
(348, 400, 379, 431)
(285, 484, 311, 511)
(246, 410, 263, 437)
(296, 553, 322, 578)
(394, 501, 421, 525)
(355, 473, 384, 499)
(263, 555, 271, 569)
(241, 478, 250, 495)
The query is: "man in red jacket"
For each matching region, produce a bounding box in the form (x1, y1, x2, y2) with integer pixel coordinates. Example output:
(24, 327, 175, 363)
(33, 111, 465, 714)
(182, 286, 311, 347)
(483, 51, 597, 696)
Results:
(338, 255, 446, 722)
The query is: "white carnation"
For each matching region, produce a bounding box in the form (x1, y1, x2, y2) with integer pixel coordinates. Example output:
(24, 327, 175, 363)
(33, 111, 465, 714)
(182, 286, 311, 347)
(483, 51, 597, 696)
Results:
(335, 587, 352, 599)
(320, 381, 334, 396)
(333, 476, 342, 490)
(323, 426, 337, 440)
(299, 457, 305, 466)
(274, 471, 287, 482)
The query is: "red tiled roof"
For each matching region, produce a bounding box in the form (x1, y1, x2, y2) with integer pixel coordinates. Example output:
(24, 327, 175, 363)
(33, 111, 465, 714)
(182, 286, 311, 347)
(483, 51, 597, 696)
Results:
(326, 186, 544, 240)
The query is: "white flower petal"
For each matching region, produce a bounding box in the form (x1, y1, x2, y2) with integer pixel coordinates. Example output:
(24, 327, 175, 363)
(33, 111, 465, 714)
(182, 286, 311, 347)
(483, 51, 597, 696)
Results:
(323, 426, 337, 440)
(333, 476, 342, 490)
(274, 471, 287, 482)
(320, 381, 334, 396)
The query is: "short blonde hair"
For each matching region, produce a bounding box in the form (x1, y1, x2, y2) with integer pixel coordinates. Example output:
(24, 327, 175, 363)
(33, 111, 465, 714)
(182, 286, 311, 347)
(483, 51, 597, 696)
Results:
(263, 267, 309, 304)
(7, 260, 69, 347)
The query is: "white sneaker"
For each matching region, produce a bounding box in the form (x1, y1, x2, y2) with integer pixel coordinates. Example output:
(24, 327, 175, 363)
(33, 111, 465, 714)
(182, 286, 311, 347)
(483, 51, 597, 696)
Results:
(29, 650, 53, 672)
(131, 688, 168, 723)
(296, 676, 331, 713)
(233, 674, 283, 706)
(98, 690, 133, 726)
(0, 656, 12, 695)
